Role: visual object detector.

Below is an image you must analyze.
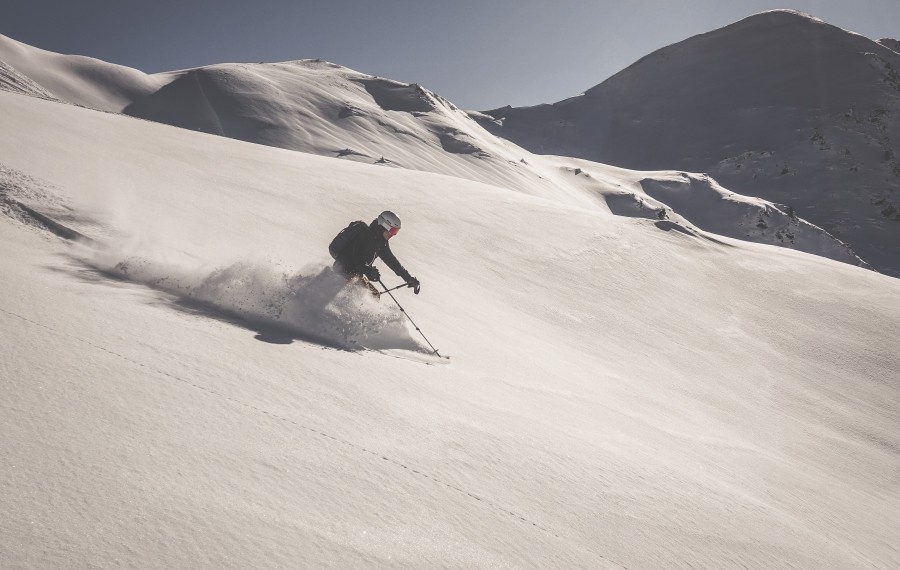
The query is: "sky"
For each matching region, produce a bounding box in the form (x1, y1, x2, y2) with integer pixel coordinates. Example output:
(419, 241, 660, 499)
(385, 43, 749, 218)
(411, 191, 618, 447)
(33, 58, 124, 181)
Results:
(4, 0, 900, 110)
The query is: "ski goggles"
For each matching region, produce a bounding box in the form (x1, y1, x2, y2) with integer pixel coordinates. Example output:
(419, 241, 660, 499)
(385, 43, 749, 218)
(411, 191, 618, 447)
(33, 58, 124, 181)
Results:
(387, 226, 400, 236)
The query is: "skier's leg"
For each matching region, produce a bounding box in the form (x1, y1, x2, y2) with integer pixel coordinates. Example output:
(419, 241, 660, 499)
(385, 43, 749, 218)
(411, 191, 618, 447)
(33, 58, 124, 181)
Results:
(361, 277, 382, 300)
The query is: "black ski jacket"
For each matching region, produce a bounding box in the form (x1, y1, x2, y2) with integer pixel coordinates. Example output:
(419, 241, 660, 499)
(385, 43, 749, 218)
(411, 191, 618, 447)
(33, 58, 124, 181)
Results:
(334, 221, 412, 281)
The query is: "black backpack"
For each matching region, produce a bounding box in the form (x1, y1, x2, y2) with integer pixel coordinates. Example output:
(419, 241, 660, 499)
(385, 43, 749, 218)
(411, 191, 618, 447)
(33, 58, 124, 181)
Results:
(329, 220, 367, 260)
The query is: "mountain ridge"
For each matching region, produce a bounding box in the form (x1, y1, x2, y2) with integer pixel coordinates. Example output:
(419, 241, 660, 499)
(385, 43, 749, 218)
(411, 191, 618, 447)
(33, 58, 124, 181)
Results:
(0, 21, 872, 271)
(477, 9, 900, 276)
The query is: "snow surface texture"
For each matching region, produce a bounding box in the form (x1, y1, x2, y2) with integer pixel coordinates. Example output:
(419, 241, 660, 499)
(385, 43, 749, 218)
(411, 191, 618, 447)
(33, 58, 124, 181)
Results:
(0, 30, 867, 271)
(0, 60, 60, 101)
(2, 76, 900, 569)
(0, 34, 166, 112)
(479, 9, 900, 277)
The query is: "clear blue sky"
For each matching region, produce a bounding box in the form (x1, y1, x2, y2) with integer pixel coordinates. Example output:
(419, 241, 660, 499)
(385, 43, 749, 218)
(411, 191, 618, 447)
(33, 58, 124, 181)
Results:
(4, 0, 900, 110)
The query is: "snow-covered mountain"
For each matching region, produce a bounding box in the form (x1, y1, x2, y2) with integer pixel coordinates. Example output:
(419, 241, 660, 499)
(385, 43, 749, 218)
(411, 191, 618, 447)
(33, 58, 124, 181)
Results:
(878, 37, 900, 53)
(0, 31, 867, 269)
(3, 77, 899, 570)
(0, 34, 166, 111)
(2, 18, 900, 568)
(478, 10, 900, 277)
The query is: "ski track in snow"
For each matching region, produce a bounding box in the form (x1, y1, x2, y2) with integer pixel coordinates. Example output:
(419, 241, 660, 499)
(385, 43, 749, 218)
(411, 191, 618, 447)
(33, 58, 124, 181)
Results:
(0, 304, 629, 569)
(77, 247, 426, 354)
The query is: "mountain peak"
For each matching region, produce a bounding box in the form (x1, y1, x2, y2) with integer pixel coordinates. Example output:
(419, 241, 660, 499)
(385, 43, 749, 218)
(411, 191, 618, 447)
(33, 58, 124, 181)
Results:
(748, 8, 825, 23)
(477, 10, 900, 277)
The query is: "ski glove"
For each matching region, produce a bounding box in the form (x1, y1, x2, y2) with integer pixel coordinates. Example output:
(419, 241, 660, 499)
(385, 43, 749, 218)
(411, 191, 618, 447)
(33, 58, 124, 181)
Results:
(406, 276, 421, 295)
(363, 265, 380, 282)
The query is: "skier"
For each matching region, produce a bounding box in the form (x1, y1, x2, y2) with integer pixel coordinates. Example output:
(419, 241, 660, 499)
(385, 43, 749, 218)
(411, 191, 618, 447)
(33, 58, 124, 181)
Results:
(329, 211, 421, 297)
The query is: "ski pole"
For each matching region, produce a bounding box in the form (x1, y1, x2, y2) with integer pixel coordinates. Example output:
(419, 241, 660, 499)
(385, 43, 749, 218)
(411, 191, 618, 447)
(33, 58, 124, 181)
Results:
(380, 282, 409, 293)
(378, 280, 447, 359)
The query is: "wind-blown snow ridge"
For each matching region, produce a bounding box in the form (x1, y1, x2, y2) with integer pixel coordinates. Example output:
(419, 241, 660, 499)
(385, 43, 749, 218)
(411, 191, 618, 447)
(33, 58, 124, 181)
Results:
(758, 9, 825, 24)
(0, 60, 59, 101)
(639, 172, 865, 267)
(879, 38, 900, 53)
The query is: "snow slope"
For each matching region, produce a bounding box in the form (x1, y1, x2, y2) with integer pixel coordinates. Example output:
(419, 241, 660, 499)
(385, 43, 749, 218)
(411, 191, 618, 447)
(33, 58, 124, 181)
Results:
(2, 86, 899, 568)
(479, 10, 900, 277)
(0, 59, 60, 102)
(0, 34, 167, 112)
(539, 156, 865, 268)
(0, 32, 866, 270)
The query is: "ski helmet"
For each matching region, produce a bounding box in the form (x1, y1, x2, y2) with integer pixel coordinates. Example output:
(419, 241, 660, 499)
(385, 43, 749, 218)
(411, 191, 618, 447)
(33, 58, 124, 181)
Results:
(377, 211, 401, 235)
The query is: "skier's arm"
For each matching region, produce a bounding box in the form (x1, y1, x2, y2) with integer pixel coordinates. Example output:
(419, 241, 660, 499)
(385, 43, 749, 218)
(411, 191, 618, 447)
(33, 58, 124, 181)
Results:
(378, 243, 412, 282)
